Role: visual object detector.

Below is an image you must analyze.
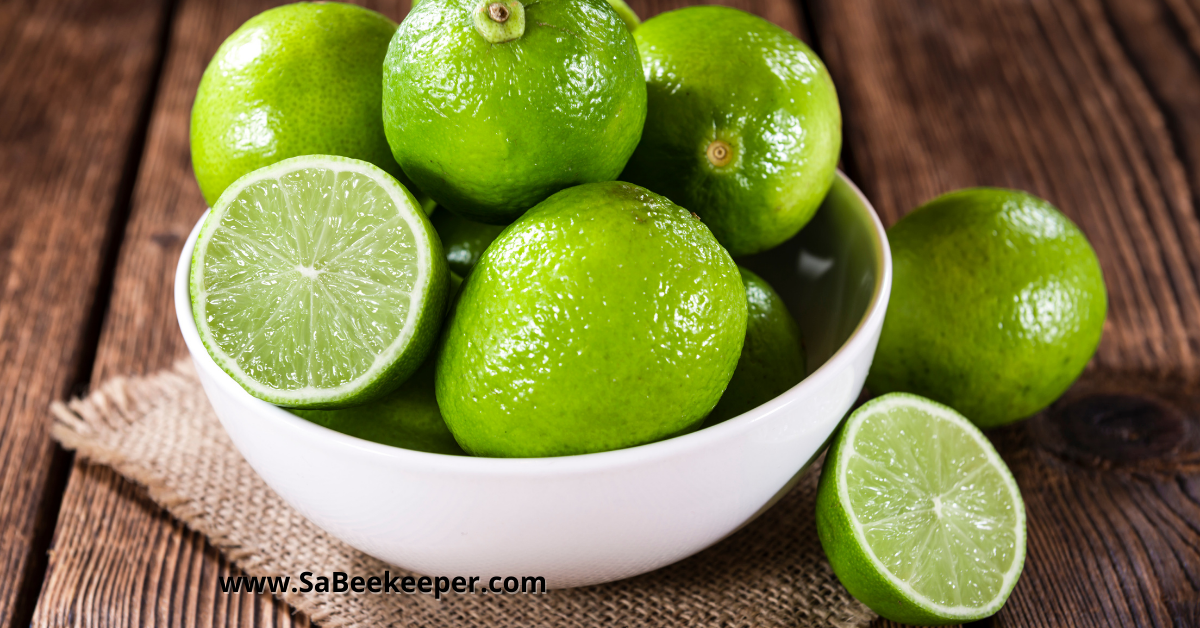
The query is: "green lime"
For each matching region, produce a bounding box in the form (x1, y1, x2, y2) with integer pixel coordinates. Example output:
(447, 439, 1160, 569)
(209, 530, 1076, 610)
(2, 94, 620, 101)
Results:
(620, 6, 841, 257)
(606, 0, 640, 31)
(436, 181, 747, 457)
(190, 155, 449, 408)
(431, 209, 505, 276)
(867, 188, 1107, 428)
(704, 267, 805, 427)
(291, 360, 465, 455)
(190, 3, 414, 208)
(817, 393, 1026, 624)
(382, 0, 646, 224)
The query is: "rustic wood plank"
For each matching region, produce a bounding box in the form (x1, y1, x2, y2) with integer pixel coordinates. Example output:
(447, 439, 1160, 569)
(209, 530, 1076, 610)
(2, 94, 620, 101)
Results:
(29, 0, 810, 626)
(807, 0, 1200, 626)
(0, 0, 169, 626)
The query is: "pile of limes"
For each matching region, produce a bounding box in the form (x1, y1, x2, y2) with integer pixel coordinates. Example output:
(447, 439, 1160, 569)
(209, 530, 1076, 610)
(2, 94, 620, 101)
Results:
(187, 1, 1106, 624)
(189, 0, 836, 457)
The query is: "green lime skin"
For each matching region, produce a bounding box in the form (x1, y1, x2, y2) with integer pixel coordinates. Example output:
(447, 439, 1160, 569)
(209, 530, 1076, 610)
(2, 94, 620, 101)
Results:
(431, 209, 505, 276)
(190, 3, 410, 207)
(382, 0, 646, 224)
(620, 6, 841, 257)
(436, 182, 747, 457)
(606, 0, 640, 31)
(291, 360, 466, 455)
(867, 188, 1107, 428)
(704, 267, 806, 427)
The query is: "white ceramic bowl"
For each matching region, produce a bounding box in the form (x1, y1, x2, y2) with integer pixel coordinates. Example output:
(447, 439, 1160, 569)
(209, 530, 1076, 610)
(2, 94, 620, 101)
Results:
(175, 172, 891, 589)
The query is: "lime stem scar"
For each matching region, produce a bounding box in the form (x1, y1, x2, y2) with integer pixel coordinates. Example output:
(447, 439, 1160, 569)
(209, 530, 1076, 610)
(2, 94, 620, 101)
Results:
(707, 140, 732, 167)
(473, 0, 525, 43)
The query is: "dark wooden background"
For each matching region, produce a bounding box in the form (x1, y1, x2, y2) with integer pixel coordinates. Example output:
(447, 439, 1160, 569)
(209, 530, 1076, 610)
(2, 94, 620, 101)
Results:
(2, 0, 1199, 626)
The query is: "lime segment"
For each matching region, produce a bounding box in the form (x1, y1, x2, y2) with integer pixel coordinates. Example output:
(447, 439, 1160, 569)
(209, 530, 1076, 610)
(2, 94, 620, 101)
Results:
(817, 393, 1026, 624)
(191, 155, 448, 408)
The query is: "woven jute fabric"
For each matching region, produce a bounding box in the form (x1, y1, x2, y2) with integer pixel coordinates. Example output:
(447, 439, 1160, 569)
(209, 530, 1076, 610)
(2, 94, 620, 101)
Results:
(49, 359, 873, 628)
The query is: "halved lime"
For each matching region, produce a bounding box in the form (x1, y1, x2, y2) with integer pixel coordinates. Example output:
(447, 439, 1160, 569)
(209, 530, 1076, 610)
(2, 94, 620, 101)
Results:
(190, 155, 449, 408)
(816, 393, 1026, 625)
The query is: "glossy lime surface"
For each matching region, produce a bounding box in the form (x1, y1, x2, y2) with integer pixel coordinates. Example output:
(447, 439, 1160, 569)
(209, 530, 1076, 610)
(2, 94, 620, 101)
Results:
(620, 6, 841, 257)
(191, 3, 407, 207)
(436, 181, 746, 457)
(382, 0, 646, 224)
(867, 188, 1107, 428)
(606, 0, 640, 31)
(291, 360, 466, 455)
(704, 267, 806, 426)
(431, 209, 505, 276)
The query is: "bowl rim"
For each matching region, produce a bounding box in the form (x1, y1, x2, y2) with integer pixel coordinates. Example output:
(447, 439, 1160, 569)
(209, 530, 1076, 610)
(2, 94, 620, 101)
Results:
(175, 171, 892, 475)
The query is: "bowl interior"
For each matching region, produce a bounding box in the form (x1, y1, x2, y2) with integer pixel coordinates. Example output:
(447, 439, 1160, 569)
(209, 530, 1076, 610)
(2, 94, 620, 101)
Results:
(740, 174, 884, 377)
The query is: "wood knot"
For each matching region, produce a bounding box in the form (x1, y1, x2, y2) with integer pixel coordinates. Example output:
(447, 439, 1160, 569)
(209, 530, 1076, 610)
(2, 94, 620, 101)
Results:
(1045, 394, 1186, 465)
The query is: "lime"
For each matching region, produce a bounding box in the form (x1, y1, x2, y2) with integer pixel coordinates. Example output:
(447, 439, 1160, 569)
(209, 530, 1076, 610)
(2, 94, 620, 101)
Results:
(606, 0, 640, 31)
(620, 6, 841, 257)
(291, 360, 465, 455)
(382, 0, 646, 224)
(190, 3, 415, 208)
(816, 393, 1026, 625)
(190, 155, 449, 408)
(436, 181, 747, 457)
(431, 209, 505, 276)
(867, 188, 1107, 428)
(704, 267, 805, 427)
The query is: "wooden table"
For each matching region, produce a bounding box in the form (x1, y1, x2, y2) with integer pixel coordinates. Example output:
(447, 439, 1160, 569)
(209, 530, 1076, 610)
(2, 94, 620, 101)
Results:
(2, 0, 1198, 625)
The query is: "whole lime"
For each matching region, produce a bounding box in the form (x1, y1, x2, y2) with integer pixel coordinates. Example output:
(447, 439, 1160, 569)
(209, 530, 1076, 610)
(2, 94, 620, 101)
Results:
(620, 6, 841, 257)
(190, 3, 409, 207)
(704, 267, 806, 427)
(436, 182, 747, 457)
(867, 188, 1107, 428)
(382, 0, 646, 224)
(431, 209, 505, 276)
(291, 360, 466, 455)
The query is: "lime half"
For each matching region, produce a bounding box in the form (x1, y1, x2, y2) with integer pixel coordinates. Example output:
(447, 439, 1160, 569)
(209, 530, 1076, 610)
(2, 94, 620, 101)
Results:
(190, 155, 449, 408)
(816, 393, 1026, 624)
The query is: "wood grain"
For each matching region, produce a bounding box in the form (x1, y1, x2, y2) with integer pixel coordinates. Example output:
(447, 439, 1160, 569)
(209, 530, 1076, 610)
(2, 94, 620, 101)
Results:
(808, 0, 1200, 625)
(21, 0, 1200, 627)
(27, 0, 810, 626)
(0, 0, 169, 626)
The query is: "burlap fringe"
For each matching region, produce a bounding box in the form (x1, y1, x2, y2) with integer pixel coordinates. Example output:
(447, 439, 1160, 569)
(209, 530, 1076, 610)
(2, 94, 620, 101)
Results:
(50, 360, 874, 628)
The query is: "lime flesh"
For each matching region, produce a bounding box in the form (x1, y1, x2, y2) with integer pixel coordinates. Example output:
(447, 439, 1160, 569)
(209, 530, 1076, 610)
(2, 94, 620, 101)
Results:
(190, 155, 448, 408)
(816, 393, 1026, 625)
(436, 181, 746, 457)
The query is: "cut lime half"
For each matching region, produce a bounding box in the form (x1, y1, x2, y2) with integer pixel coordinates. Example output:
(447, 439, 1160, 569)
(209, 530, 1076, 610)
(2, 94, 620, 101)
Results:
(190, 155, 448, 408)
(816, 393, 1026, 625)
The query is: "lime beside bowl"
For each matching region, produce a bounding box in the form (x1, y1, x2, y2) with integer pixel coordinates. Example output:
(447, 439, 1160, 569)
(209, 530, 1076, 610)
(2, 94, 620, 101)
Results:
(175, 172, 891, 588)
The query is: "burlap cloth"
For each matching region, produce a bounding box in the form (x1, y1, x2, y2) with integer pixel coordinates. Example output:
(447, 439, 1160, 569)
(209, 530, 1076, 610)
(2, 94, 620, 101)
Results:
(49, 359, 873, 628)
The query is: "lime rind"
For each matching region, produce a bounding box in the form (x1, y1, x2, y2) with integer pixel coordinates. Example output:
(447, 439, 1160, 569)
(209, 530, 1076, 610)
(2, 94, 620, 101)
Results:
(818, 393, 1026, 624)
(191, 154, 447, 408)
